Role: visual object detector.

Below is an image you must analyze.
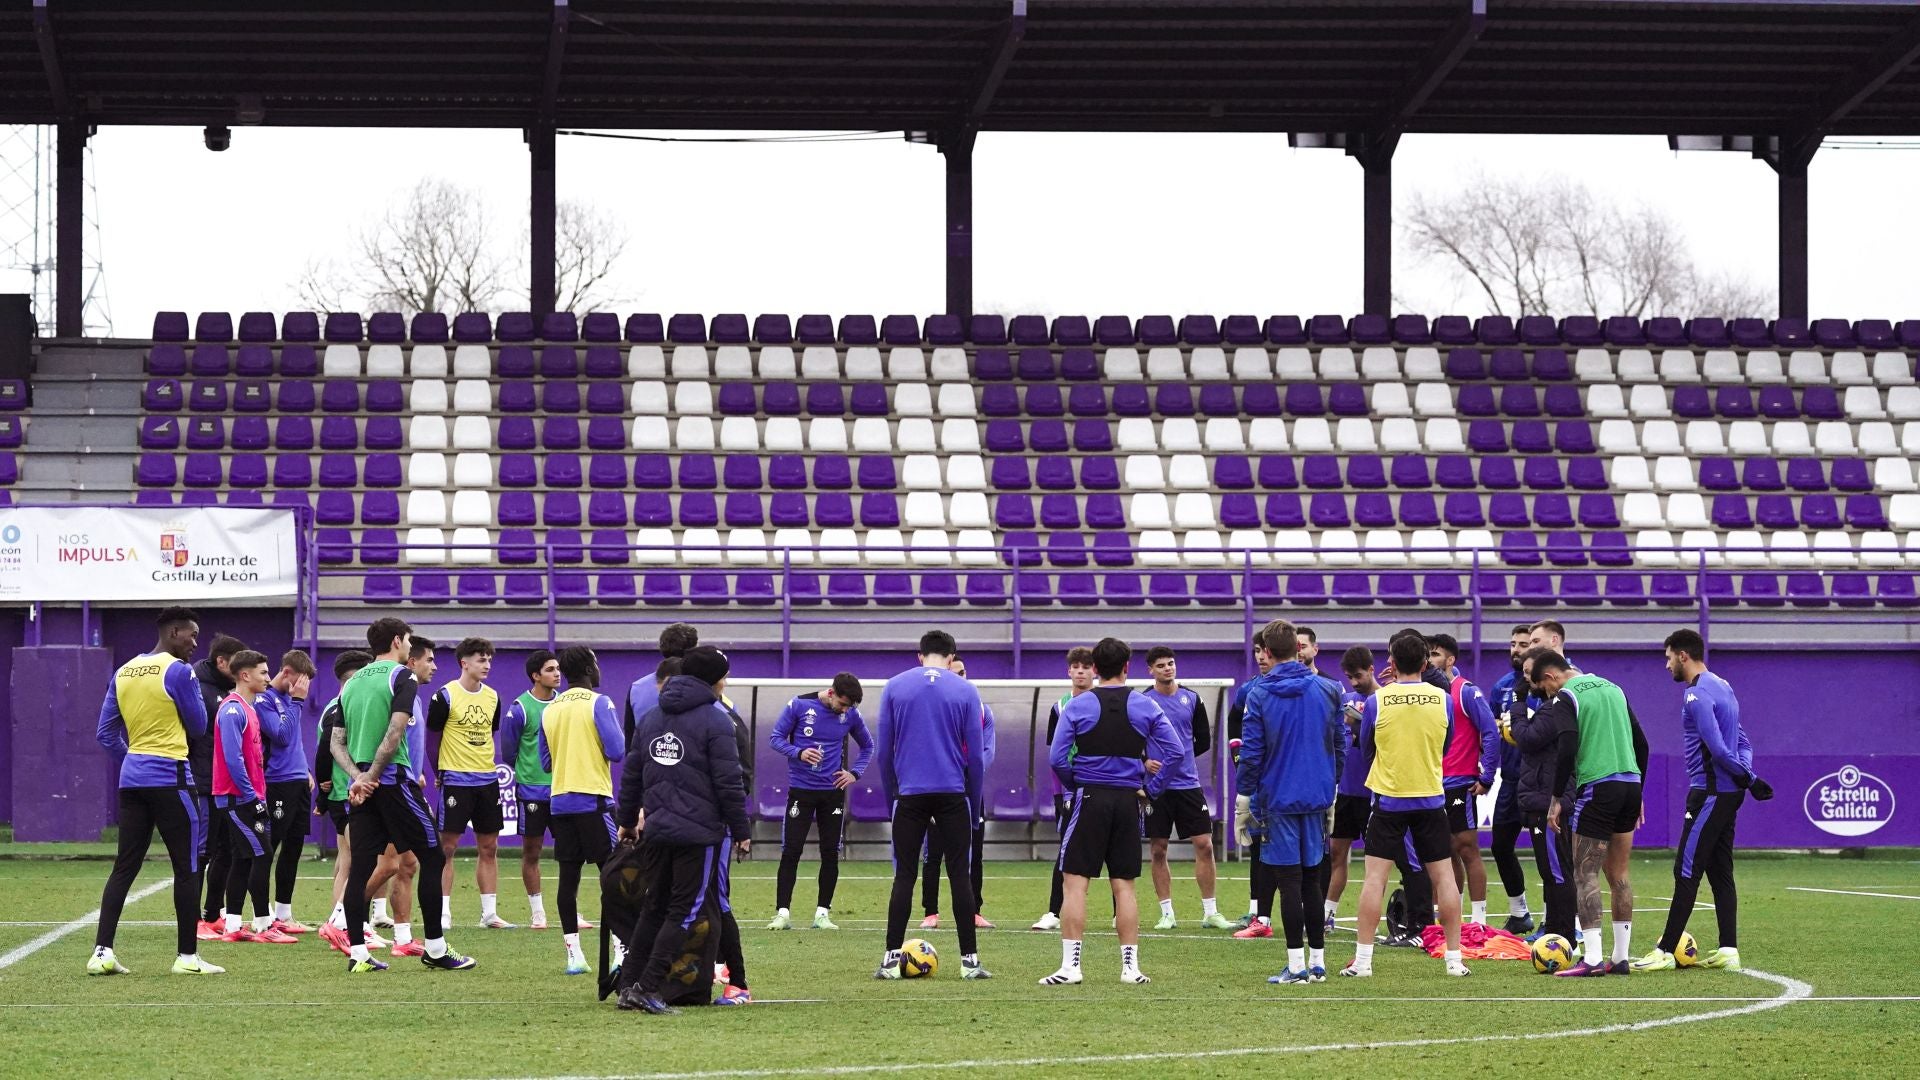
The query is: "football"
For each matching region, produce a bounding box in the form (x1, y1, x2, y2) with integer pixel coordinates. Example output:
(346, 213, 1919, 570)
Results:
(1674, 931, 1700, 967)
(1531, 933, 1575, 974)
(900, 938, 939, 978)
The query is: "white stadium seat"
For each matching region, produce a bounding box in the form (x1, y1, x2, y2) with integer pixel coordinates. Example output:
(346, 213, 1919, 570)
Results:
(322, 344, 361, 378)
(1787, 351, 1827, 385)
(936, 383, 976, 417)
(674, 416, 715, 451)
(713, 346, 753, 379)
(1831, 351, 1870, 386)
(365, 344, 405, 378)
(894, 418, 936, 453)
(405, 490, 446, 527)
(680, 528, 723, 566)
(1700, 350, 1740, 383)
(850, 418, 891, 453)
(772, 528, 815, 566)
(1372, 383, 1412, 416)
(630, 416, 670, 450)
(1182, 530, 1226, 567)
(955, 529, 997, 567)
(1653, 456, 1696, 491)
(844, 347, 883, 381)
(728, 529, 771, 566)
(672, 381, 713, 415)
(1146, 348, 1186, 381)
(1203, 418, 1245, 451)
(629, 381, 668, 415)
(452, 415, 493, 450)
(1161, 417, 1202, 452)
(1574, 348, 1613, 381)
(1129, 492, 1171, 529)
(452, 452, 492, 488)
(450, 345, 491, 378)
(1615, 349, 1655, 382)
(1403, 348, 1442, 381)
(721, 416, 763, 451)
(1629, 385, 1672, 420)
(1291, 418, 1333, 452)
(1102, 348, 1143, 381)
(904, 491, 946, 529)
(1658, 350, 1700, 383)
(1231, 347, 1272, 380)
(1248, 418, 1289, 452)
(946, 455, 986, 490)
(407, 415, 448, 451)
(409, 379, 449, 413)
(1745, 350, 1784, 383)
(1189, 348, 1228, 380)
(1640, 419, 1682, 454)
(801, 347, 840, 380)
(931, 347, 970, 381)
(757, 346, 797, 379)
(910, 529, 953, 567)
(449, 527, 492, 566)
(1173, 492, 1217, 528)
(406, 452, 447, 488)
(1423, 418, 1465, 453)
(1413, 382, 1456, 416)
(1116, 418, 1158, 452)
(1318, 348, 1358, 380)
(1124, 454, 1166, 490)
(763, 417, 804, 451)
(451, 490, 492, 526)
(807, 418, 848, 452)
(402, 527, 446, 566)
(1360, 347, 1399, 380)
(1874, 351, 1916, 386)
(949, 492, 990, 529)
(1586, 384, 1626, 418)
(626, 345, 665, 379)
(1635, 528, 1678, 567)
(1274, 348, 1314, 380)
(863, 528, 907, 566)
(887, 347, 927, 381)
(669, 345, 709, 380)
(1168, 455, 1209, 489)
(938, 418, 979, 452)
(452, 379, 492, 413)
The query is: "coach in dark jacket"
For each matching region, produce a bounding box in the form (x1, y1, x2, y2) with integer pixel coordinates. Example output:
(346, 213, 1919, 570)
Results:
(616, 646, 750, 1015)
(192, 636, 244, 925)
(1509, 650, 1576, 938)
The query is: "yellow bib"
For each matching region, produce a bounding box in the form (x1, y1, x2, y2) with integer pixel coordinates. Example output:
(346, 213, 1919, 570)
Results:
(546, 687, 612, 798)
(1364, 681, 1448, 800)
(437, 681, 500, 775)
(115, 654, 190, 760)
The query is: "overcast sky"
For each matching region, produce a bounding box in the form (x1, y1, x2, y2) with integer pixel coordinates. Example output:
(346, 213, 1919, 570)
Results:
(8, 125, 1920, 335)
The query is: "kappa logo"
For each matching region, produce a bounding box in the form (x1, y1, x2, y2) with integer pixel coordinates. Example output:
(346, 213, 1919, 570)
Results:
(252, 817, 268, 835)
(272, 802, 284, 820)
(526, 801, 540, 814)
(447, 793, 458, 808)
(831, 806, 843, 816)
(650, 732, 684, 766)
(789, 801, 802, 818)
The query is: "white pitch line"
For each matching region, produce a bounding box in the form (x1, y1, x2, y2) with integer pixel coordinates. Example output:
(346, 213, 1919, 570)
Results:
(1786, 887, 1920, 901)
(480, 968, 1813, 1080)
(0, 877, 176, 972)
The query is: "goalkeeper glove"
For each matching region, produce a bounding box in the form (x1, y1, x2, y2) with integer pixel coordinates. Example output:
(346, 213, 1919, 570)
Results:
(1749, 777, 1774, 801)
(1234, 795, 1255, 847)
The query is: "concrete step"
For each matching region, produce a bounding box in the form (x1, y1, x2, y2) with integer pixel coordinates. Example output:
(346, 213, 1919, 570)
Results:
(36, 347, 146, 378)
(19, 414, 138, 451)
(13, 451, 136, 494)
(30, 379, 142, 413)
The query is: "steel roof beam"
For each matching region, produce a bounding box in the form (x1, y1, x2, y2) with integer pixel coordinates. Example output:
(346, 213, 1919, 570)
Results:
(32, 0, 73, 119)
(966, 0, 1026, 125)
(1778, 7, 1920, 167)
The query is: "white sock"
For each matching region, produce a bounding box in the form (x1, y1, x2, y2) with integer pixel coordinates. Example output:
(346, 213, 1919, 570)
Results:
(1510, 895, 1530, 917)
(252, 914, 274, 933)
(816, 906, 831, 920)
(1612, 921, 1632, 963)
(1257, 915, 1271, 926)
(273, 902, 292, 921)
(883, 949, 902, 965)
(1062, 939, 1082, 971)
(349, 944, 370, 963)
(528, 893, 546, 920)
(1120, 944, 1139, 971)
(425, 936, 447, 959)
(178, 952, 197, 964)
(1353, 942, 1375, 969)
(1325, 899, 1339, 919)
(1247, 898, 1259, 915)
(563, 932, 581, 952)
(1309, 947, 1325, 970)
(481, 893, 497, 919)
(1287, 947, 1305, 972)
(329, 902, 346, 928)
(393, 922, 413, 946)
(1581, 927, 1603, 966)
(1201, 897, 1218, 918)
(963, 952, 980, 967)
(441, 898, 452, 925)
(1445, 948, 1463, 964)
(223, 913, 241, 934)
(93, 945, 111, 959)
(371, 897, 388, 922)
(1471, 900, 1487, 923)
(1158, 898, 1175, 919)
(777, 907, 791, 919)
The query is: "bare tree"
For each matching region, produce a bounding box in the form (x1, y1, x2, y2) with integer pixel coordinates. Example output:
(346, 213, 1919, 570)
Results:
(1403, 173, 1773, 319)
(294, 179, 630, 314)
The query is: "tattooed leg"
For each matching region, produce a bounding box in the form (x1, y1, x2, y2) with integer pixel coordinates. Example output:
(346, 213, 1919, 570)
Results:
(1573, 834, 1606, 931)
(1604, 831, 1635, 924)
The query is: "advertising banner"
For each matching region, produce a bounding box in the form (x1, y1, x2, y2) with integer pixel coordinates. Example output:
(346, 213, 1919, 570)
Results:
(0, 505, 298, 602)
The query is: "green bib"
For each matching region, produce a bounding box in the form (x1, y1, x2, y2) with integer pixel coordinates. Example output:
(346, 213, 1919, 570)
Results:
(514, 690, 555, 787)
(339, 659, 411, 772)
(1566, 672, 1638, 785)
(317, 697, 350, 797)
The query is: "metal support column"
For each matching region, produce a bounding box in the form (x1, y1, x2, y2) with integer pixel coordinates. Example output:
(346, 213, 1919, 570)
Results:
(55, 121, 84, 338)
(529, 124, 557, 318)
(1777, 160, 1809, 321)
(940, 132, 974, 321)
(1361, 151, 1393, 316)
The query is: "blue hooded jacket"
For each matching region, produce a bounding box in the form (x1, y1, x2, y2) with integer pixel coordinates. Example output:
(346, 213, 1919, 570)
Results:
(618, 675, 750, 845)
(1235, 660, 1345, 818)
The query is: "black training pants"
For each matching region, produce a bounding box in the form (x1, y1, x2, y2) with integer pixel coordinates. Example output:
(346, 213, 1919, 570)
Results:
(1660, 789, 1743, 952)
(1491, 820, 1528, 901)
(774, 788, 846, 911)
(624, 841, 728, 994)
(1273, 862, 1328, 950)
(199, 793, 231, 923)
(97, 786, 203, 957)
(1526, 813, 1576, 939)
(887, 793, 977, 956)
(921, 819, 985, 915)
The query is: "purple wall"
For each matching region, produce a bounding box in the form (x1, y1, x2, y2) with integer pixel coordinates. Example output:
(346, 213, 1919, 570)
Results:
(6, 613, 1913, 849)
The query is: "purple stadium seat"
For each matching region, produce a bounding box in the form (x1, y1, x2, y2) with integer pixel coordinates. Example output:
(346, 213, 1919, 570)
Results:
(366, 312, 405, 344)
(838, 314, 878, 346)
(1711, 495, 1752, 530)
(1389, 456, 1430, 489)
(1216, 494, 1258, 530)
(181, 453, 223, 488)
(1093, 315, 1135, 346)
(400, 312, 446, 344)
(1349, 313, 1391, 345)
(1727, 318, 1768, 348)
(317, 416, 359, 450)
(185, 418, 225, 450)
(855, 456, 895, 491)
(1513, 423, 1553, 455)
(1806, 495, 1847, 530)
(1479, 457, 1518, 490)
(1468, 421, 1507, 454)
(318, 381, 357, 413)
(486, 416, 530, 450)
(1283, 384, 1322, 417)
(805, 455, 846, 490)
(1014, 348, 1054, 382)
(802, 382, 844, 417)
(1309, 492, 1349, 528)
(1714, 387, 1756, 419)
(1329, 384, 1369, 416)
(1092, 533, 1133, 567)
(1686, 318, 1729, 348)
(1772, 318, 1811, 348)
(277, 346, 317, 379)
(1142, 572, 1186, 607)
(1786, 459, 1827, 492)
(1196, 384, 1238, 417)
(453, 572, 498, 606)
(489, 312, 533, 343)
(1347, 455, 1386, 489)
(234, 346, 274, 379)
(1307, 315, 1349, 345)
(1002, 314, 1043, 346)
(362, 573, 404, 603)
(1060, 348, 1099, 381)
(1214, 456, 1254, 491)
(858, 492, 898, 529)
(1489, 494, 1531, 529)
(1354, 493, 1395, 528)
(539, 381, 581, 414)
(189, 345, 231, 377)
(976, 384, 1016, 418)
(1039, 493, 1079, 530)
(236, 311, 275, 342)
(1558, 316, 1602, 346)
(1071, 419, 1111, 452)
(1847, 494, 1887, 529)
(1476, 315, 1519, 345)
(1393, 491, 1436, 528)
(1282, 573, 1326, 605)
(1644, 317, 1686, 347)
(1743, 458, 1784, 491)
(1534, 493, 1573, 527)
(1554, 424, 1595, 456)
(274, 311, 317, 343)
(148, 344, 188, 377)
(615, 313, 659, 344)
(1781, 572, 1827, 607)
(1047, 532, 1089, 567)
(139, 416, 180, 450)
(1443, 493, 1484, 528)
(1258, 456, 1298, 490)
(1801, 386, 1842, 420)
(1487, 348, 1526, 381)
(186, 381, 226, 413)
(1855, 319, 1894, 349)
(364, 381, 404, 413)
(994, 495, 1035, 530)
(1435, 456, 1474, 490)
(1810, 318, 1853, 349)
(1135, 315, 1176, 345)
(1329, 571, 1372, 606)
(848, 384, 889, 417)
(1699, 458, 1737, 491)
(1754, 495, 1795, 529)
(324, 312, 363, 344)
(1575, 493, 1618, 528)
(668, 313, 707, 343)
(541, 417, 582, 451)
(358, 490, 399, 525)
(1736, 573, 1782, 607)
(720, 454, 762, 490)
(1037, 457, 1079, 491)
(707, 314, 748, 345)
(1424, 316, 1468, 345)
(1673, 386, 1712, 419)
(1220, 315, 1262, 345)
(1499, 530, 1541, 566)
(875, 314, 921, 346)
(1024, 384, 1064, 418)
(314, 491, 354, 526)
(1601, 316, 1644, 346)
(1453, 385, 1494, 417)
(1831, 459, 1870, 493)
(779, 314, 824, 345)
(1259, 493, 1302, 529)
(1265, 315, 1308, 345)
(1052, 315, 1092, 346)
(1177, 315, 1220, 345)
(1645, 573, 1690, 606)
(1301, 456, 1341, 490)
(1083, 494, 1123, 529)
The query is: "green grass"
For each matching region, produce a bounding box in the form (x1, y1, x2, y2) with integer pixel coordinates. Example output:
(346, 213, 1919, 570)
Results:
(1, 850, 1916, 1078)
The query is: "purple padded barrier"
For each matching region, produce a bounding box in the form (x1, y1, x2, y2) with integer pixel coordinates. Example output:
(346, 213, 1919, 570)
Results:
(11, 646, 116, 840)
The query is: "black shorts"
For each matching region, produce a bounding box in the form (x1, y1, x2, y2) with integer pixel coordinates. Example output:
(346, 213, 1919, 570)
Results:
(1444, 782, 1480, 834)
(217, 795, 271, 858)
(267, 780, 311, 844)
(1365, 806, 1452, 867)
(1058, 786, 1145, 880)
(552, 799, 617, 865)
(440, 780, 505, 836)
(326, 799, 350, 835)
(1331, 793, 1372, 841)
(348, 778, 440, 861)
(1570, 779, 1643, 841)
(1145, 786, 1213, 841)
(518, 795, 552, 841)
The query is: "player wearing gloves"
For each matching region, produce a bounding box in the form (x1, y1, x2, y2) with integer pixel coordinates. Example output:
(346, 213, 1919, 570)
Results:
(1633, 630, 1772, 973)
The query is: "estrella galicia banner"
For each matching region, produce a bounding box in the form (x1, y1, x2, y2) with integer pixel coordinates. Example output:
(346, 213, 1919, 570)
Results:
(0, 505, 299, 601)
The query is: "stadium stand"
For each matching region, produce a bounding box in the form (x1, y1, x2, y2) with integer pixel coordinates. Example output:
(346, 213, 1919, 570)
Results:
(77, 308, 1920, 610)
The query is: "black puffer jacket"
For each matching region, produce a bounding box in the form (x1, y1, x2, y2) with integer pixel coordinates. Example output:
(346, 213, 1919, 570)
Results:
(189, 658, 233, 796)
(1508, 691, 1575, 815)
(617, 676, 750, 845)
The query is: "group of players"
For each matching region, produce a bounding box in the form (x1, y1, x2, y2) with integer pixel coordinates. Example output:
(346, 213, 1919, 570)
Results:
(87, 605, 1769, 996)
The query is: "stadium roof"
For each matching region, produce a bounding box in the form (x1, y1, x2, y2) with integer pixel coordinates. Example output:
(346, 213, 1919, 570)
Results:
(8, 0, 1920, 139)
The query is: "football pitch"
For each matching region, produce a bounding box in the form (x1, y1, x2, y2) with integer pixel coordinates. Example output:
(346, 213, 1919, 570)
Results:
(2, 850, 1917, 1079)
